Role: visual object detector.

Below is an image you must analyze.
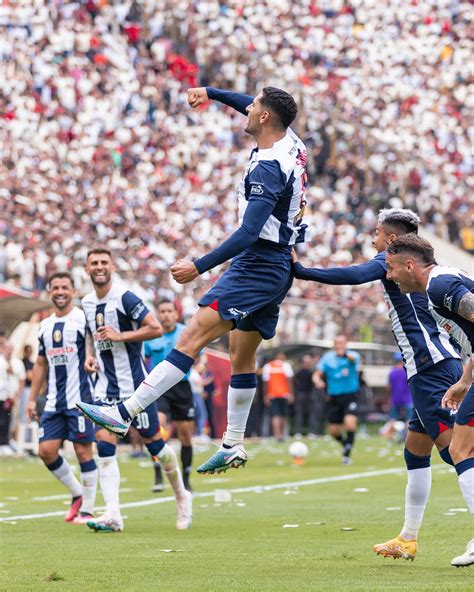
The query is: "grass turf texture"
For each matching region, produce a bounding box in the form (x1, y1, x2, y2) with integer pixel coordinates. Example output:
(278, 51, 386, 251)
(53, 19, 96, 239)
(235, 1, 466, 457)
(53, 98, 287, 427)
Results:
(0, 436, 472, 591)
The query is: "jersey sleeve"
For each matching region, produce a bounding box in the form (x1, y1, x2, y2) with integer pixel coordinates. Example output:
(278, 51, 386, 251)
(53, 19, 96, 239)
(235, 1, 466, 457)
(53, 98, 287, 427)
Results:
(262, 364, 270, 382)
(206, 87, 253, 116)
(283, 362, 294, 378)
(38, 332, 46, 357)
(316, 354, 327, 372)
(293, 255, 386, 285)
(121, 291, 149, 325)
(247, 160, 286, 207)
(428, 274, 470, 314)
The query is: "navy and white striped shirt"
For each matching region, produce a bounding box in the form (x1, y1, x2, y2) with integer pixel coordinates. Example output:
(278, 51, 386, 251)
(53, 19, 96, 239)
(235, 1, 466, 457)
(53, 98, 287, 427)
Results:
(293, 251, 460, 379)
(38, 307, 93, 412)
(82, 284, 149, 400)
(427, 265, 474, 350)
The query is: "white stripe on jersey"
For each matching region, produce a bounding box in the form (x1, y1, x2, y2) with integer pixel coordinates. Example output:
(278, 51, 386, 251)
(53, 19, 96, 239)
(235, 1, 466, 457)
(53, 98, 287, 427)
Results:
(384, 290, 417, 378)
(82, 283, 147, 400)
(38, 307, 92, 412)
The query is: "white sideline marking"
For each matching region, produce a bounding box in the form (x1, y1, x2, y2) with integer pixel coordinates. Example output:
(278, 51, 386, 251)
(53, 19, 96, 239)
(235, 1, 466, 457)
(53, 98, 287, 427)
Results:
(0, 465, 444, 523)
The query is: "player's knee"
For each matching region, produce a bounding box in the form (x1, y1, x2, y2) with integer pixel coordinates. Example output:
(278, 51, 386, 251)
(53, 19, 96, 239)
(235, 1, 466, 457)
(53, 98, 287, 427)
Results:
(73, 443, 93, 463)
(439, 446, 454, 466)
(404, 447, 431, 470)
(449, 440, 473, 465)
(145, 438, 165, 458)
(97, 441, 116, 457)
(38, 443, 58, 465)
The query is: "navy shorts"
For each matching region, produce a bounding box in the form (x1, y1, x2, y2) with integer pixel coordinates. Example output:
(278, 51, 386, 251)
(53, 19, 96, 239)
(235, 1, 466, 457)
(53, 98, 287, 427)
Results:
(39, 408, 95, 443)
(199, 248, 293, 340)
(408, 358, 462, 440)
(269, 398, 289, 417)
(95, 396, 160, 439)
(455, 383, 474, 426)
(158, 381, 196, 422)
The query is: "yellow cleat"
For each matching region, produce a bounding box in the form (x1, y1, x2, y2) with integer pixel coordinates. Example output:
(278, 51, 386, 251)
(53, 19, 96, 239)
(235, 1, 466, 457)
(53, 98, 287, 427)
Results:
(373, 536, 417, 561)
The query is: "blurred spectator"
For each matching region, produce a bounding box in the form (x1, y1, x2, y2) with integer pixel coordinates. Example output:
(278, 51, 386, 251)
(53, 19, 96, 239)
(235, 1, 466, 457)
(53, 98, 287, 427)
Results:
(388, 352, 413, 423)
(19, 344, 34, 425)
(0, 339, 26, 454)
(263, 352, 294, 442)
(293, 354, 318, 437)
(196, 355, 217, 439)
(1, 0, 472, 344)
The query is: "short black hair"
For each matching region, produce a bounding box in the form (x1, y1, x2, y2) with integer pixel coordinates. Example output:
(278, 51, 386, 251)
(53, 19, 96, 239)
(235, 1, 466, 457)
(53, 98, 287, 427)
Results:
(87, 247, 112, 260)
(157, 299, 176, 309)
(48, 271, 75, 288)
(386, 235, 436, 265)
(260, 87, 297, 129)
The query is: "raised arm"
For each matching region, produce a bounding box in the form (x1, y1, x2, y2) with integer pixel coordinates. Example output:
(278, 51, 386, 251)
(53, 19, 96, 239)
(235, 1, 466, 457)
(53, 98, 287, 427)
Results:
(188, 87, 253, 116)
(292, 258, 386, 285)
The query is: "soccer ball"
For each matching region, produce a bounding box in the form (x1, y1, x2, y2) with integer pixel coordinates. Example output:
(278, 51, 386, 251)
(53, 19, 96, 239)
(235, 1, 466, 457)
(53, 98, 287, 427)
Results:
(288, 441, 308, 464)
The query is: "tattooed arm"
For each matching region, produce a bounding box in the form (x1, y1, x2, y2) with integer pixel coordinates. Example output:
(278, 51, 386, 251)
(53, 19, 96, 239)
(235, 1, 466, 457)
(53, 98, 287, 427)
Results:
(458, 292, 474, 322)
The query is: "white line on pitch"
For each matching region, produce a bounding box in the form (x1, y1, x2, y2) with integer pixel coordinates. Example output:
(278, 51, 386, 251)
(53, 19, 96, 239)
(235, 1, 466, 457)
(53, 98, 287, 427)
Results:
(0, 465, 445, 523)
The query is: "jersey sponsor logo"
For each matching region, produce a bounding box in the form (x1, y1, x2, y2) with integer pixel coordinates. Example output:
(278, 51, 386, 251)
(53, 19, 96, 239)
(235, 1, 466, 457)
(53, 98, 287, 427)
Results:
(443, 294, 453, 311)
(249, 182, 264, 195)
(53, 329, 62, 343)
(94, 333, 113, 351)
(130, 302, 145, 320)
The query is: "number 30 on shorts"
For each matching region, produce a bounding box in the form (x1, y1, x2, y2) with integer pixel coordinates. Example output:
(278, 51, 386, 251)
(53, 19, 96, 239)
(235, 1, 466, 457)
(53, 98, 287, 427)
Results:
(135, 412, 150, 431)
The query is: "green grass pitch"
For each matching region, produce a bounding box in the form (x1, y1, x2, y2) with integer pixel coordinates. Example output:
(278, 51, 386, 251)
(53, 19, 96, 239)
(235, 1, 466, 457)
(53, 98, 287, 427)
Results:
(1, 436, 472, 591)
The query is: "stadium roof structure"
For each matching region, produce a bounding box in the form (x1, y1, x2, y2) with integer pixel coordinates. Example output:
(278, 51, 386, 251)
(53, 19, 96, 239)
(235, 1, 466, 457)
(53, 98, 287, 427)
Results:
(0, 284, 50, 336)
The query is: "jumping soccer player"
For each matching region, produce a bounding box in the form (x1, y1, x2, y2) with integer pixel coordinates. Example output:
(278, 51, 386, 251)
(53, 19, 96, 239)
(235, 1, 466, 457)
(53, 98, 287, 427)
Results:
(292, 208, 463, 561)
(81, 248, 192, 531)
(386, 234, 473, 567)
(26, 272, 98, 525)
(77, 85, 308, 475)
(145, 300, 195, 492)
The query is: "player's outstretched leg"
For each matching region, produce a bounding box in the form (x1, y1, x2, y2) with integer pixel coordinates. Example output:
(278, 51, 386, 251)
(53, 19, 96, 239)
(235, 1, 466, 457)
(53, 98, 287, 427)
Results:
(76, 402, 132, 438)
(374, 447, 431, 561)
(451, 539, 474, 567)
(197, 372, 257, 474)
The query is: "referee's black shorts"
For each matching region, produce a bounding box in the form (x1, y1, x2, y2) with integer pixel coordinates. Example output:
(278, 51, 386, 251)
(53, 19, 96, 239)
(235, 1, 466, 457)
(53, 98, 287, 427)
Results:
(326, 392, 359, 424)
(157, 381, 196, 422)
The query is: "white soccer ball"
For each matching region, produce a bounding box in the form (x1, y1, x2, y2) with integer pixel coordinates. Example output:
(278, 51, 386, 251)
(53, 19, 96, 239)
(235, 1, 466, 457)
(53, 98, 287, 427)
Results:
(288, 441, 309, 459)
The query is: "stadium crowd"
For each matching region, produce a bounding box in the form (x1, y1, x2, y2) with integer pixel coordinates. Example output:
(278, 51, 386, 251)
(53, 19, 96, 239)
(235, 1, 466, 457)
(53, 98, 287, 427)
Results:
(1, 0, 472, 342)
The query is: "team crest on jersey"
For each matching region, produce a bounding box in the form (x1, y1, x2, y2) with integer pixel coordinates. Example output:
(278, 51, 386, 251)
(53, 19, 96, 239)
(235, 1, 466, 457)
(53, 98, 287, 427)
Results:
(443, 295, 453, 311)
(53, 329, 62, 343)
(96, 312, 105, 327)
(249, 183, 264, 195)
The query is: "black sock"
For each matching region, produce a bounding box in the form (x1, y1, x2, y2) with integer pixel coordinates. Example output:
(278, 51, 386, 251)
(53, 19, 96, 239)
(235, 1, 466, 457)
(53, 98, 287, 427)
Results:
(181, 445, 193, 487)
(343, 431, 355, 457)
(333, 434, 344, 446)
(222, 443, 232, 449)
(154, 463, 163, 484)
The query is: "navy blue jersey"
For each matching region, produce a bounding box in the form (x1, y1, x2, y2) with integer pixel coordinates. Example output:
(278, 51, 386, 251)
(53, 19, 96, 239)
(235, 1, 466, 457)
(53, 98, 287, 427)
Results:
(427, 266, 474, 349)
(293, 251, 460, 378)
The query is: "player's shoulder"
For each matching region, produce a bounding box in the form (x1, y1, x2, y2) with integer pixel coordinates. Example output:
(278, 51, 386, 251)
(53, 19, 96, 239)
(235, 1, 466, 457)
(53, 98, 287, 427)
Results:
(257, 129, 306, 177)
(81, 290, 97, 306)
(69, 306, 87, 325)
(39, 314, 56, 332)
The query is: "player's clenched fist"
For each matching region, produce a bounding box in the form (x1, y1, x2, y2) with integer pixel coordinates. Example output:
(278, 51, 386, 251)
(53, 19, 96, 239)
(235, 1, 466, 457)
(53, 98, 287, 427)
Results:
(187, 87, 209, 108)
(171, 259, 199, 284)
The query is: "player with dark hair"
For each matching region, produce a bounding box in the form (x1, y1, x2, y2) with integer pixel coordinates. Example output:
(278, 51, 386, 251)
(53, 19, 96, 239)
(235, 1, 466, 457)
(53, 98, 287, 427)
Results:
(26, 272, 98, 525)
(81, 249, 192, 531)
(386, 234, 474, 567)
(292, 208, 464, 561)
(77, 85, 309, 476)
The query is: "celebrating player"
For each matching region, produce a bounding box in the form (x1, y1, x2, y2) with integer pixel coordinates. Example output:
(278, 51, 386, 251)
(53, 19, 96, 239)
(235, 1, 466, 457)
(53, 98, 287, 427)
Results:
(78, 85, 308, 475)
(26, 272, 98, 525)
(81, 248, 192, 531)
(386, 234, 473, 567)
(145, 300, 195, 492)
(292, 209, 464, 561)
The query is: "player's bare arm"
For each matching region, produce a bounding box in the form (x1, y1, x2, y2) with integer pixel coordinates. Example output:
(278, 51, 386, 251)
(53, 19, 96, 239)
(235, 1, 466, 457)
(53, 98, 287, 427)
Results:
(442, 357, 473, 411)
(84, 329, 98, 373)
(97, 312, 163, 343)
(26, 356, 48, 421)
(457, 292, 474, 322)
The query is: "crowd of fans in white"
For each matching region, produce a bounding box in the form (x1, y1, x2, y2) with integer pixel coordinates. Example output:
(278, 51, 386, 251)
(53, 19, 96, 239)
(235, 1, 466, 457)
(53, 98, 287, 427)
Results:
(1, 0, 472, 343)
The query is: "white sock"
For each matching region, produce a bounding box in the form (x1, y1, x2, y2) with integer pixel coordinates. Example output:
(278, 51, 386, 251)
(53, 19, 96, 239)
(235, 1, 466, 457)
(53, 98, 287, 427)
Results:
(458, 467, 474, 514)
(158, 443, 186, 500)
(224, 384, 256, 446)
(400, 467, 431, 540)
(125, 361, 186, 417)
(50, 457, 82, 498)
(98, 456, 121, 518)
(80, 468, 98, 515)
